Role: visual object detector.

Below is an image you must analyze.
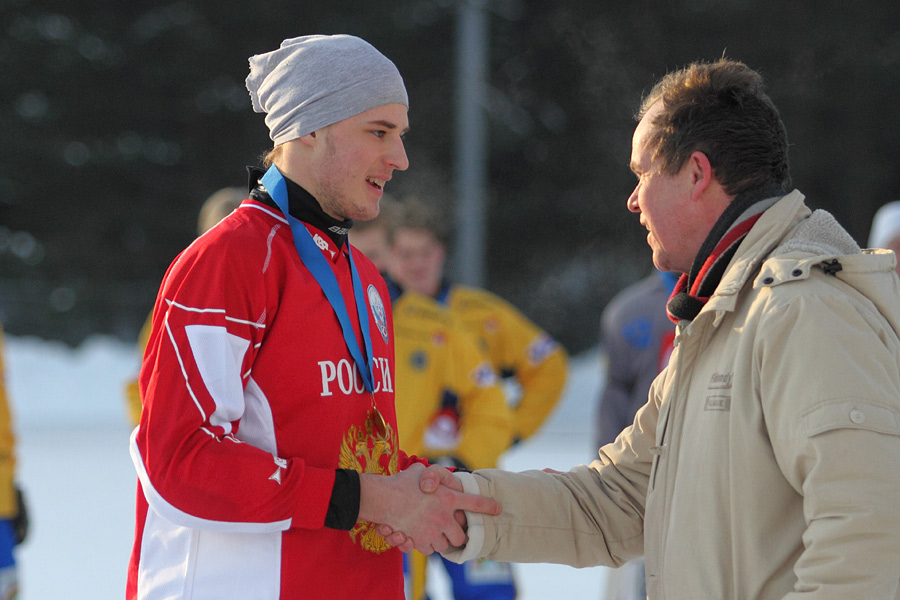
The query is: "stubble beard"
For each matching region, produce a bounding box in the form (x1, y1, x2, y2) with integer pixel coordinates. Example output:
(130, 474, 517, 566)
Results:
(315, 133, 377, 222)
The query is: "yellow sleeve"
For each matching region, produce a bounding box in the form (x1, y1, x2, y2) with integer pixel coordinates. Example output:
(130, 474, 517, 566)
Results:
(124, 311, 154, 427)
(449, 287, 569, 442)
(508, 327, 568, 441)
(448, 328, 512, 470)
(0, 328, 18, 517)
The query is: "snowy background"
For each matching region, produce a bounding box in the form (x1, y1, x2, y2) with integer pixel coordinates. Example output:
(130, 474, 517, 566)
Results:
(4, 334, 614, 599)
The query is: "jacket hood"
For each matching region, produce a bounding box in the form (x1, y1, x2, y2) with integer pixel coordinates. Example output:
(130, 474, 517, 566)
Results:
(772, 207, 860, 258)
(707, 190, 900, 339)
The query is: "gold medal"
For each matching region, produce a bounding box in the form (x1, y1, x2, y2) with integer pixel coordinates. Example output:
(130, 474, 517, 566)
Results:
(368, 400, 388, 439)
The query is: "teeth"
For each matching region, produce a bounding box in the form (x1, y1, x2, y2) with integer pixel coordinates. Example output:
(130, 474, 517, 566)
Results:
(368, 178, 385, 190)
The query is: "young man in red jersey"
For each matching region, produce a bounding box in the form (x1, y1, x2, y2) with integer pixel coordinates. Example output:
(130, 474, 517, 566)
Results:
(127, 34, 498, 600)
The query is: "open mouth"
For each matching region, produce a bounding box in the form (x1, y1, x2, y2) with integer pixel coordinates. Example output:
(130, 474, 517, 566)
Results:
(366, 177, 385, 191)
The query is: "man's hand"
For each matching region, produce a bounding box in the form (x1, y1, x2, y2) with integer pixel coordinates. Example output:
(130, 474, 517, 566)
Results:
(419, 462, 463, 493)
(377, 464, 468, 551)
(359, 464, 499, 555)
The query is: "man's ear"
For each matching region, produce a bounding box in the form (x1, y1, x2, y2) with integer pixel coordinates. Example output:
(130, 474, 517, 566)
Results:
(688, 150, 714, 201)
(298, 130, 318, 147)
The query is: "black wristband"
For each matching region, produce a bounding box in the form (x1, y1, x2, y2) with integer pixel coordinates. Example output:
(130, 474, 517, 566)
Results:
(324, 469, 360, 530)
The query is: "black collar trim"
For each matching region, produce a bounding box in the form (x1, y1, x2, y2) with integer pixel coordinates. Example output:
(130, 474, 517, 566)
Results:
(246, 166, 351, 248)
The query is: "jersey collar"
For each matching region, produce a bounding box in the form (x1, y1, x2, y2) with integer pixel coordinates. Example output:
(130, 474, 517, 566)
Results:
(248, 166, 351, 249)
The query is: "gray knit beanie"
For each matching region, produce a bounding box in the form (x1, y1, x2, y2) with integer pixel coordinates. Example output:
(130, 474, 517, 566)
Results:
(246, 34, 408, 145)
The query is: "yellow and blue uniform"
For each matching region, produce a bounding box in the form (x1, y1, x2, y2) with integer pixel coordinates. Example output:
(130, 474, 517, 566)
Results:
(389, 285, 514, 600)
(0, 326, 24, 599)
(392, 289, 511, 470)
(402, 283, 566, 600)
(437, 284, 568, 443)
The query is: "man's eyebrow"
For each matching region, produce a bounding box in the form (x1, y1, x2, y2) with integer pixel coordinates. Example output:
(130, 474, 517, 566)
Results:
(369, 119, 410, 135)
(629, 159, 641, 174)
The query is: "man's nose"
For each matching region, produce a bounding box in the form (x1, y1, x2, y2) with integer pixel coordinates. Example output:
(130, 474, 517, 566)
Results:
(388, 138, 409, 171)
(626, 186, 640, 213)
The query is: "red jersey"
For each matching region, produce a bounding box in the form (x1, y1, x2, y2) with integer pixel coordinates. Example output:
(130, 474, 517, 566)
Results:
(127, 197, 410, 599)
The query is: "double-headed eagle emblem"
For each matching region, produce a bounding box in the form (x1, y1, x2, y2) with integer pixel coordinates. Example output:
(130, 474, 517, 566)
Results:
(339, 411, 399, 554)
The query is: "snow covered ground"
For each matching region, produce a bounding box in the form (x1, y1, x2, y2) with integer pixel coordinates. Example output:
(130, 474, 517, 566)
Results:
(4, 334, 612, 599)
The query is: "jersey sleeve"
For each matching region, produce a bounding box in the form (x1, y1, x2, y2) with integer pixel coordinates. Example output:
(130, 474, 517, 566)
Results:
(131, 234, 336, 534)
(494, 298, 568, 442)
(448, 330, 512, 470)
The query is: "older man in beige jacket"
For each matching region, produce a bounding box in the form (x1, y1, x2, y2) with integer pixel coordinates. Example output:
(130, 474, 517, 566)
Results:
(385, 59, 900, 600)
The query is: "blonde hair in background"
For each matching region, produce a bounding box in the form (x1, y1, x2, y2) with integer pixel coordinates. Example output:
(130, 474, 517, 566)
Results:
(198, 187, 245, 235)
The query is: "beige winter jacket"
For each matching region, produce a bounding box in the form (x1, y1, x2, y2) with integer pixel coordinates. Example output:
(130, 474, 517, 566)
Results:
(448, 191, 900, 599)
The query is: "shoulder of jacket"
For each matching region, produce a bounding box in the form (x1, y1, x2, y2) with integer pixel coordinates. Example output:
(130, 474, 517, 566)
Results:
(751, 207, 863, 288)
(168, 208, 291, 284)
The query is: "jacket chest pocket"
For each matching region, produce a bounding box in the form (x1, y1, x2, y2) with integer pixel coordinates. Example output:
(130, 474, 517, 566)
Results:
(648, 443, 666, 491)
(648, 390, 673, 492)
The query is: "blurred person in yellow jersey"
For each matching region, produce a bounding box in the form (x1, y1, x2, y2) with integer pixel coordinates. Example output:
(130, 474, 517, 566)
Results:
(124, 186, 245, 425)
(389, 197, 568, 446)
(350, 198, 514, 600)
(0, 324, 29, 600)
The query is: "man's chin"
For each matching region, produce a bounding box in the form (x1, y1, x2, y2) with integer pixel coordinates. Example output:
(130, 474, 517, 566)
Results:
(650, 252, 666, 272)
(349, 202, 380, 222)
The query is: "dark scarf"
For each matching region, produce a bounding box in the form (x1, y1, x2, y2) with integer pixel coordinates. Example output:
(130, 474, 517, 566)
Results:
(666, 185, 784, 323)
(246, 166, 352, 248)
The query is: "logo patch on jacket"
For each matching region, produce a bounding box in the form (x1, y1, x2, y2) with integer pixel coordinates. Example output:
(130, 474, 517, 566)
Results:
(527, 333, 557, 365)
(313, 233, 336, 259)
(368, 284, 389, 343)
(705, 371, 733, 411)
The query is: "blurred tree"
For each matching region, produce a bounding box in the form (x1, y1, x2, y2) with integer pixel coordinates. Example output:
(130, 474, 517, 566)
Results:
(0, 0, 899, 353)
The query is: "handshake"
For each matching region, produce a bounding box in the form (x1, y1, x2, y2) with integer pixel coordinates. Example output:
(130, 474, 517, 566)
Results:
(358, 463, 500, 555)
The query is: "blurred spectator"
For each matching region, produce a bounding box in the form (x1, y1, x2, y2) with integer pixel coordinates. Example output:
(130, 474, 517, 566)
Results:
(868, 200, 900, 277)
(387, 196, 568, 599)
(390, 198, 568, 600)
(594, 269, 676, 600)
(595, 270, 678, 448)
(351, 205, 514, 600)
(389, 197, 568, 445)
(0, 324, 29, 600)
(123, 187, 244, 425)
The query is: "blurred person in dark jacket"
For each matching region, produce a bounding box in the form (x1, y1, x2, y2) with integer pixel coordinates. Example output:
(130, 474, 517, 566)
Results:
(594, 269, 676, 600)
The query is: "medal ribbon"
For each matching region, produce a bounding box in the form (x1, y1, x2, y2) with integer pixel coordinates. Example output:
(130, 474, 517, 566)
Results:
(261, 165, 375, 393)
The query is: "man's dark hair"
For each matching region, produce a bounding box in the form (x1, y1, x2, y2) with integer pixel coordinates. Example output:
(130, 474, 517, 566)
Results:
(638, 58, 791, 196)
